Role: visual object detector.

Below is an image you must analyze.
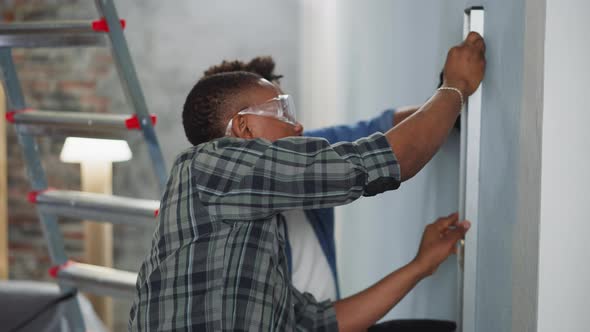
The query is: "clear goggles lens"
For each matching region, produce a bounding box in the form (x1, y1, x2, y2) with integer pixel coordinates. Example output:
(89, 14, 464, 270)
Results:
(225, 95, 297, 136)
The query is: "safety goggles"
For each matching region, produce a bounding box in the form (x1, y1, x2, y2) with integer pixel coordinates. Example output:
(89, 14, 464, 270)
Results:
(225, 94, 297, 136)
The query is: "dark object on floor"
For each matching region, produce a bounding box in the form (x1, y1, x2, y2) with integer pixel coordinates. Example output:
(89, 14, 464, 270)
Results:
(369, 319, 457, 332)
(0, 280, 106, 332)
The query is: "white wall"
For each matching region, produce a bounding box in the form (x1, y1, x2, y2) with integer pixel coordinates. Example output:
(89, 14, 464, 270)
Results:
(538, 0, 590, 330)
(513, 0, 546, 330)
(299, 0, 344, 128)
(460, 0, 531, 330)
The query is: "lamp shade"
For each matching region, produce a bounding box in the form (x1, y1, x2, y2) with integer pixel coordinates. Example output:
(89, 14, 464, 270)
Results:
(60, 137, 132, 163)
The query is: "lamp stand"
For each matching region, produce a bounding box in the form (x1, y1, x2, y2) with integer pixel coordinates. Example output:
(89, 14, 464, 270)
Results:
(81, 161, 113, 330)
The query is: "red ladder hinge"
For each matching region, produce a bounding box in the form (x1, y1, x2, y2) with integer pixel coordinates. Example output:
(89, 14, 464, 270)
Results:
(92, 18, 126, 32)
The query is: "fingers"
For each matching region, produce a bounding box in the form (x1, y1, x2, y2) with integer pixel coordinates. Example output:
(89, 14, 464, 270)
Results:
(444, 221, 471, 247)
(470, 33, 486, 55)
(465, 32, 483, 46)
(442, 32, 486, 97)
(463, 31, 486, 55)
(433, 213, 459, 231)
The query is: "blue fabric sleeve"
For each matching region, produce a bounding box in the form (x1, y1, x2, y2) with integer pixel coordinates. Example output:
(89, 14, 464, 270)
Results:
(303, 109, 395, 144)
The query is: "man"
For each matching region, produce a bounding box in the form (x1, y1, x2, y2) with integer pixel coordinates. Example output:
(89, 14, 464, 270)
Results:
(129, 32, 485, 331)
(200, 56, 419, 301)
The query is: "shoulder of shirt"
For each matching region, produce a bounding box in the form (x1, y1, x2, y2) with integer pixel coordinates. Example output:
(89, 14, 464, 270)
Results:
(171, 136, 354, 175)
(172, 134, 387, 165)
(188, 136, 333, 158)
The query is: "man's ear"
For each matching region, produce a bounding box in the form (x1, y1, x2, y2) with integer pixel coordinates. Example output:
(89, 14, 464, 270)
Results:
(232, 114, 253, 139)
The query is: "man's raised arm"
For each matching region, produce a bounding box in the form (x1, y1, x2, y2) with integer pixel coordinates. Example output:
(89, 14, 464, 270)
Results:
(386, 32, 486, 181)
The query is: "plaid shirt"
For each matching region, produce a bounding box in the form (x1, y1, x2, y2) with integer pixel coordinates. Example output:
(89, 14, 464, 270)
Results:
(129, 133, 401, 331)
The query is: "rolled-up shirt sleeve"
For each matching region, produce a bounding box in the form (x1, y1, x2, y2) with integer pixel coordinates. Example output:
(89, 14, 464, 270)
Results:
(193, 133, 401, 221)
(292, 287, 338, 331)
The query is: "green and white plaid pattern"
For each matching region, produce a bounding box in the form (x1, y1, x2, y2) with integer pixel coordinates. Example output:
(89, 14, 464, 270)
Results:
(129, 133, 400, 331)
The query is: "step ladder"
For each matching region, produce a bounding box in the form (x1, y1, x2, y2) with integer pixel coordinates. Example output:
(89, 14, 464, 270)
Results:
(0, 1, 165, 330)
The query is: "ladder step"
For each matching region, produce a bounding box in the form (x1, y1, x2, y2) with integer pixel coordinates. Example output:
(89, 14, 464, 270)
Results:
(0, 19, 125, 48)
(6, 109, 157, 138)
(50, 261, 137, 299)
(0, 21, 103, 48)
(30, 189, 160, 227)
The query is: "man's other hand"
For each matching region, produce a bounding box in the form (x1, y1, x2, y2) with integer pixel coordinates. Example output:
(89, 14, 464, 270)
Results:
(442, 31, 486, 98)
(413, 213, 471, 277)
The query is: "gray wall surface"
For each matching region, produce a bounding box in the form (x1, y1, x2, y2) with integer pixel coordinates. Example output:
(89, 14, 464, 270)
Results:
(330, 2, 535, 329)
(325, 0, 466, 322)
(465, 0, 526, 331)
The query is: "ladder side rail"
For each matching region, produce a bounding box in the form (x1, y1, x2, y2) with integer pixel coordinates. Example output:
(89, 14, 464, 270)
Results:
(0, 49, 47, 190)
(0, 48, 69, 261)
(94, 0, 168, 190)
(0, 47, 86, 330)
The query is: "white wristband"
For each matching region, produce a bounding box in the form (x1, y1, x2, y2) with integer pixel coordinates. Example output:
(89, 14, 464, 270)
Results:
(437, 87, 464, 106)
